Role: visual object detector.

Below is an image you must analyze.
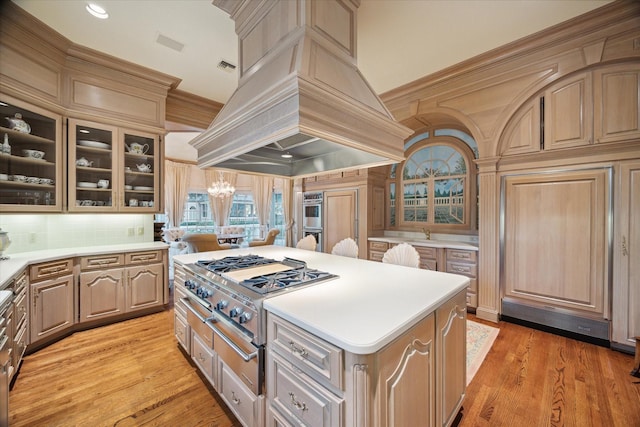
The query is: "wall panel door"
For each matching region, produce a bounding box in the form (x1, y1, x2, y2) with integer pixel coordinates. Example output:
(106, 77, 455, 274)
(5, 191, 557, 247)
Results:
(502, 168, 610, 316)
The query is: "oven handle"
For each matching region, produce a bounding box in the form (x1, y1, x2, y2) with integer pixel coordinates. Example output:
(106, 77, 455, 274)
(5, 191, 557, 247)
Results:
(181, 298, 258, 362)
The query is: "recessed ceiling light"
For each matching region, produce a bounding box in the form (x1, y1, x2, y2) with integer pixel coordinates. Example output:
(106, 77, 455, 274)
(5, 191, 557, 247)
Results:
(281, 153, 293, 159)
(86, 3, 109, 19)
(79, 129, 90, 134)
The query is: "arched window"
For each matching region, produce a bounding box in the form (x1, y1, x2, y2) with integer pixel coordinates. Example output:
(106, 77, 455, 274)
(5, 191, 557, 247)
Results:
(388, 129, 477, 232)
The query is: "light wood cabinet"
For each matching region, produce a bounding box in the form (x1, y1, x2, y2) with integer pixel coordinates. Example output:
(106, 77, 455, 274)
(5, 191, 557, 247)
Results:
(0, 95, 63, 212)
(79, 267, 125, 321)
(501, 64, 639, 157)
(68, 119, 160, 212)
(267, 290, 466, 427)
(368, 240, 388, 262)
(324, 189, 358, 254)
(502, 168, 610, 317)
(10, 270, 28, 382)
(218, 359, 261, 427)
(543, 72, 593, 150)
(446, 249, 478, 308)
(594, 64, 640, 144)
(612, 160, 640, 350)
(435, 290, 467, 426)
(30, 272, 75, 343)
(79, 251, 164, 322)
(126, 263, 164, 311)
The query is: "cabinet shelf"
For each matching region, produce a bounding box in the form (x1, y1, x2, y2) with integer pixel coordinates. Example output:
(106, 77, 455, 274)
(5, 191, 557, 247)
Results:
(0, 180, 54, 189)
(0, 126, 55, 145)
(0, 154, 55, 166)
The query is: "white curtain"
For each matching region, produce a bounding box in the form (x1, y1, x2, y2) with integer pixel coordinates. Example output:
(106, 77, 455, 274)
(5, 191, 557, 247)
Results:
(205, 169, 237, 227)
(164, 160, 191, 228)
(251, 175, 274, 238)
(281, 178, 294, 246)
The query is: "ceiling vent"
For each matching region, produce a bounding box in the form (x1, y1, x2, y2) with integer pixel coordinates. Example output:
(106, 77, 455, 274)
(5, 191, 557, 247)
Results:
(217, 60, 237, 72)
(156, 33, 185, 52)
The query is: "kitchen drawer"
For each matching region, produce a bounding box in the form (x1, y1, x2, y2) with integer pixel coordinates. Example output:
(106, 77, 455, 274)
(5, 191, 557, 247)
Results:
(447, 249, 477, 263)
(173, 286, 188, 318)
(13, 291, 27, 331)
(13, 325, 26, 369)
(175, 311, 190, 353)
(268, 314, 343, 390)
(219, 359, 259, 427)
(267, 405, 294, 427)
(446, 261, 477, 278)
(419, 259, 437, 271)
(80, 253, 124, 270)
(30, 258, 74, 281)
(191, 331, 216, 385)
(369, 241, 389, 252)
(125, 250, 162, 265)
(269, 351, 343, 427)
(369, 251, 385, 263)
(415, 245, 437, 260)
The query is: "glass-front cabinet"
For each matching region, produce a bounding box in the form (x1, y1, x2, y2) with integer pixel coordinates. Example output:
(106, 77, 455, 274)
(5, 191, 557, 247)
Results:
(0, 97, 63, 212)
(68, 119, 159, 212)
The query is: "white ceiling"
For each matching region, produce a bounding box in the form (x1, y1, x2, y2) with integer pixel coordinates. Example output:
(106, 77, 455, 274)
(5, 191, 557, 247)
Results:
(13, 0, 612, 104)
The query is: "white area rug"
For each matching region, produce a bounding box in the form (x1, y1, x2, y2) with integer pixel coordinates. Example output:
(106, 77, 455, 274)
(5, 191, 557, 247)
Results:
(467, 320, 500, 385)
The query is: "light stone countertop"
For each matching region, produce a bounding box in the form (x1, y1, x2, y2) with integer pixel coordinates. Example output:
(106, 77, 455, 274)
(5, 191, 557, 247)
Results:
(174, 245, 469, 354)
(0, 242, 169, 288)
(368, 236, 479, 251)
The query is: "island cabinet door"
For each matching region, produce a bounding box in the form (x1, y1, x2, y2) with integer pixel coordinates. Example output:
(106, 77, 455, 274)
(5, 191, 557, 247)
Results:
(373, 312, 435, 427)
(435, 289, 467, 427)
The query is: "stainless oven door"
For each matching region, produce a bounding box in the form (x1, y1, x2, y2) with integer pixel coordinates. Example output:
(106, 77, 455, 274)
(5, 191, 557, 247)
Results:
(182, 297, 262, 396)
(303, 203, 322, 229)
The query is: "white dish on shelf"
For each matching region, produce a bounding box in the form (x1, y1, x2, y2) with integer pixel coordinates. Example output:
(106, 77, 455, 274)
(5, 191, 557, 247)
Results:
(133, 186, 153, 191)
(78, 140, 110, 150)
(124, 185, 133, 190)
(77, 181, 98, 188)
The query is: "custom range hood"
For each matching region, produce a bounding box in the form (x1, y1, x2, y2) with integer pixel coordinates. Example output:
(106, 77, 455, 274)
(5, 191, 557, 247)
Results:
(189, 0, 412, 177)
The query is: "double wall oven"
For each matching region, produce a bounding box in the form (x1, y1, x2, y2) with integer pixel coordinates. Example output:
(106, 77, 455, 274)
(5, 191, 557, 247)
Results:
(174, 254, 337, 425)
(302, 191, 323, 252)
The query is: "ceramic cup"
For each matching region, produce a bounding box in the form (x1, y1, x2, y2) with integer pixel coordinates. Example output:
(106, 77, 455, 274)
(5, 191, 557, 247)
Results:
(0, 174, 8, 181)
(39, 178, 53, 185)
(10, 175, 26, 182)
(141, 201, 149, 207)
(148, 200, 154, 207)
(97, 179, 109, 189)
(26, 176, 39, 184)
(129, 198, 138, 207)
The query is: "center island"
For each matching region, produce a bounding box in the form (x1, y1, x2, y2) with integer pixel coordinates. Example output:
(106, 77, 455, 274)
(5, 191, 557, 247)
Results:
(173, 246, 469, 427)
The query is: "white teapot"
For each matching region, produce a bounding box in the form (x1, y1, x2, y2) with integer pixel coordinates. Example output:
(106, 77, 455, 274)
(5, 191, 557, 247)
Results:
(76, 157, 93, 167)
(136, 164, 152, 173)
(126, 142, 149, 155)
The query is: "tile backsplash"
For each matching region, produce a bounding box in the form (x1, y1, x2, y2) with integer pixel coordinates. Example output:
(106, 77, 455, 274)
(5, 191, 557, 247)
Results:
(0, 214, 154, 254)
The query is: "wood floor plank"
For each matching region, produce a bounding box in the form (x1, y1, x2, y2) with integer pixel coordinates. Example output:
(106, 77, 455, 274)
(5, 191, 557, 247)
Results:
(8, 309, 640, 426)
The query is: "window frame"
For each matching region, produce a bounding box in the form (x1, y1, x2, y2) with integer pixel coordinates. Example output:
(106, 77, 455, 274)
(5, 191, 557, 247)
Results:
(388, 135, 477, 233)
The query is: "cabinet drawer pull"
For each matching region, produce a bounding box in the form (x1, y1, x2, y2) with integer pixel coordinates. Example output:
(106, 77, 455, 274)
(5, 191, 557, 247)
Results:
(231, 391, 240, 405)
(288, 392, 307, 412)
(288, 340, 308, 358)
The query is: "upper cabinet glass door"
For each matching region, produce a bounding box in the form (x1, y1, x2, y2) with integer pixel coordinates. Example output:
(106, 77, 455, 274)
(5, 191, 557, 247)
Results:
(121, 130, 159, 211)
(68, 119, 117, 212)
(0, 96, 63, 211)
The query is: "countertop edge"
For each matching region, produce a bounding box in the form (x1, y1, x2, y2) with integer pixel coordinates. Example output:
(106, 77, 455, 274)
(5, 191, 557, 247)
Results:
(368, 236, 479, 251)
(0, 242, 168, 288)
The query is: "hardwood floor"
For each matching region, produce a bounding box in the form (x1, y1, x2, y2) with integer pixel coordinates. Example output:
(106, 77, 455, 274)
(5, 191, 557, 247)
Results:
(9, 310, 640, 426)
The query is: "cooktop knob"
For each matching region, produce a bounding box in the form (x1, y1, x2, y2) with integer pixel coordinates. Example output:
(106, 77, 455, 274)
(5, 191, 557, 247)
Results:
(184, 280, 196, 290)
(216, 300, 228, 310)
(238, 312, 252, 324)
(230, 307, 243, 317)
